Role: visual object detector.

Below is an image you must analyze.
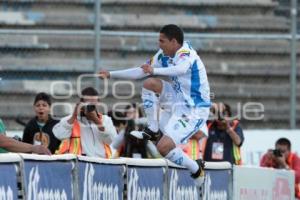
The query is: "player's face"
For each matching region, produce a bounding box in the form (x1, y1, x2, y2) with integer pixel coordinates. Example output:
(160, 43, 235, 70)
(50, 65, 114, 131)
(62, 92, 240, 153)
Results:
(159, 33, 176, 56)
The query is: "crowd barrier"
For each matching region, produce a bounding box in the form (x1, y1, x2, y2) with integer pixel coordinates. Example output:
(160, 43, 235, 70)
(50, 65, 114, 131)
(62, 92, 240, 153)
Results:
(0, 153, 294, 200)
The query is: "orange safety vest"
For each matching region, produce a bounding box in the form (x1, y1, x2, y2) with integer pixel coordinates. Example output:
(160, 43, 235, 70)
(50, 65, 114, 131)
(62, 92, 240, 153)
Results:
(180, 139, 200, 160)
(55, 115, 111, 158)
(201, 120, 242, 165)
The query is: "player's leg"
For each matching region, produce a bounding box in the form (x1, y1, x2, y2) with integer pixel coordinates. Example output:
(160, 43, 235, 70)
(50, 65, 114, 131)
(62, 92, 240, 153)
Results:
(140, 77, 178, 141)
(141, 77, 162, 133)
(157, 134, 205, 186)
(160, 107, 209, 186)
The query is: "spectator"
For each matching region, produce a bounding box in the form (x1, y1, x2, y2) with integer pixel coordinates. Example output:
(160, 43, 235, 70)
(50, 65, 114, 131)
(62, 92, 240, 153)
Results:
(22, 92, 61, 154)
(109, 110, 148, 158)
(125, 103, 147, 130)
(125, 103, 143, 120)
(53, 87, 117, 158)
(0, 118, 51, 155)
(108, 110, 129, 157)
(0, 118, 7, 153)
(109, 110, 161, 158)
(203, 102, 244, 165)
(260, 138, 300, 198)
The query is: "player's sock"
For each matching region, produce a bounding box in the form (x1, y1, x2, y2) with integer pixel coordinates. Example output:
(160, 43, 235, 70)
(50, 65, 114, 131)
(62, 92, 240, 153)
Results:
(142, 87, 159, 132)
(165, 147, 199, 173)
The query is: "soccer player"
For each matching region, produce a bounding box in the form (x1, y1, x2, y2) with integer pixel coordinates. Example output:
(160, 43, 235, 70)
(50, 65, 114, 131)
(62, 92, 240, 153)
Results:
(99, 24, 210, 186)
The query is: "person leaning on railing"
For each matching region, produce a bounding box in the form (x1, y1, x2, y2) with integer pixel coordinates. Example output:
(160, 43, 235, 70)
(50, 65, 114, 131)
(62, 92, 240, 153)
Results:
(0, 118, 51, 155)
(260, 138, 300, 199)
(22, 92, 61, 154)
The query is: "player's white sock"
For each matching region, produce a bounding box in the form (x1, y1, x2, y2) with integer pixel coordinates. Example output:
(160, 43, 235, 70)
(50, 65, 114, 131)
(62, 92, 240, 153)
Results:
(142, 87, 159, 132)
(165, 147, 199, 174)
(146, 141, 162, 158)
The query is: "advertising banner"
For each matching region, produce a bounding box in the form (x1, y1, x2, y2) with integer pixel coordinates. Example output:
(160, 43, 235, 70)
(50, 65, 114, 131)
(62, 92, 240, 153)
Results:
(127, 166, 164, 200)
(233, 165, 295, 200)
(78, 161, 125, 200)
(0, 163, 18, 200)
(23, 161, 74, 200)
(203, 169, 231, 200)
(168, 168, 200, 200)
(167, 167, 231, 200)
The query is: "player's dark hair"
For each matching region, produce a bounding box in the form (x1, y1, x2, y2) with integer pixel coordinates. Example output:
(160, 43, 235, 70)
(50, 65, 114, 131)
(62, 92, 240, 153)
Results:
(160, 24, 184, 45)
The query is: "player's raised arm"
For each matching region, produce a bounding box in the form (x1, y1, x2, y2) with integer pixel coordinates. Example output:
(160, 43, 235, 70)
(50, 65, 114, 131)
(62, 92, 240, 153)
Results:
(152, 58, 191, 76)
(98, 67, 149, 80)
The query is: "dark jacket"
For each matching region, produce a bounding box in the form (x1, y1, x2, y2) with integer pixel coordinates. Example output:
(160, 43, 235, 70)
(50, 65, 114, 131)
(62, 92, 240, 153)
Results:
(204, 121, 244, 164)
(22, 116, 60, 153)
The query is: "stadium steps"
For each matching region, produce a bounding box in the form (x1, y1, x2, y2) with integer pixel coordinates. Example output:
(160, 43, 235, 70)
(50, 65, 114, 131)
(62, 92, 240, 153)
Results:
(0, 12, 289, 33)
(0, 0, 278, 16)
(1, 34, 298, 55)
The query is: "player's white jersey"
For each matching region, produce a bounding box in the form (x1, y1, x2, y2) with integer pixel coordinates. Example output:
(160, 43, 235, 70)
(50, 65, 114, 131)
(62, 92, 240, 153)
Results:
(148, 41, 211, 108)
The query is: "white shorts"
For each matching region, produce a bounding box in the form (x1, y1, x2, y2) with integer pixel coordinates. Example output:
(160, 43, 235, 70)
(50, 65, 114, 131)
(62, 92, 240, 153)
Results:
(158, 80, 209, 145)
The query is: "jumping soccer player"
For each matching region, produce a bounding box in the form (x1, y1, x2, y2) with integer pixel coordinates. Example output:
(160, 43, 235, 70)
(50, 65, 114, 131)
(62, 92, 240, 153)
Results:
(99, 24, 210, 186)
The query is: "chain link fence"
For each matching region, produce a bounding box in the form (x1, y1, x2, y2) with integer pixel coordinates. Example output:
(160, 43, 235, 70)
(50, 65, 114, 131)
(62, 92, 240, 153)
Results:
(0, 0, 299, 130)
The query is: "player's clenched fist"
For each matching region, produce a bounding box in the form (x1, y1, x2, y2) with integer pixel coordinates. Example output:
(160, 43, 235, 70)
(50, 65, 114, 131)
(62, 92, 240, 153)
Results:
(141, 64, 154, 74)
(98, 70, 110, 79)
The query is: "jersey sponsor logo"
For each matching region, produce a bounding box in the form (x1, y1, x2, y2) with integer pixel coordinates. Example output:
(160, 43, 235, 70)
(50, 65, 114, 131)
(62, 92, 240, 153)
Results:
(146, 58, 153, 65)
(177, 50, 190, 58)
(143, 100, 154, 109)
(174, 157, 183, 165)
